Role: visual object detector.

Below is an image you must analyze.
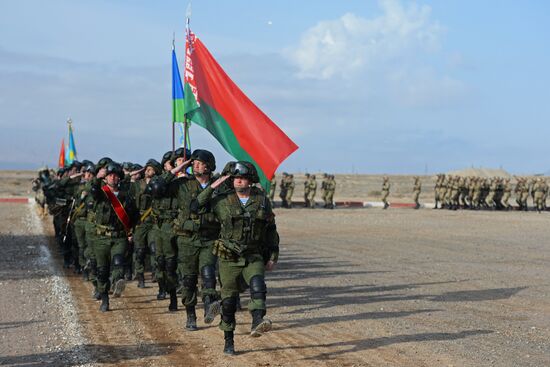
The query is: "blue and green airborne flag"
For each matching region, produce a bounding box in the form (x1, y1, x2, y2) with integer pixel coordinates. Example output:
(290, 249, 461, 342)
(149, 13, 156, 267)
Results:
(66, 121, 77, 165)
(172, 48, 190, 148)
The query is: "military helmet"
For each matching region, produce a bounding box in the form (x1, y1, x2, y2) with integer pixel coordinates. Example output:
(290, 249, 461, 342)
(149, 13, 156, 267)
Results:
(69, 160, 82, 170)
(230, 161, 259, 183)
(191, 149, 216, 171)
(221, 161, 237, 176)
(104, 162, 124, 179)
(161, 151, 174, 166)
(174, 147, 192, 160)
(122, 161, 133, 171)
(146, 175, 167, 198)
(83, 161, 96, 173)
(132, 163, 143, 171)
(96, 157, 113, 169)
(57, 167, 67, 176)
(145, 159, 162, 175)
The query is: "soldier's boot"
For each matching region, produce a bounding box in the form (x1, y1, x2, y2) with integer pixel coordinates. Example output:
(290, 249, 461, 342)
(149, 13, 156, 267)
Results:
(99, 293, 109, 312)
(157, 286, 166, 300)
(204, 295, 221, 324)
(250, 309, 272, 337)
(82, 268, 90, 281)
(185, 306, 198, 331)
(224, 331, 235, 355)
(124, 267, 133, 281)
(73, 263, 82, 274)
(92, 288, 101, 301)
(136, 273, 145, 288)
(151, 272, 157, 283)
(63, 254, 72, 269)
(168, 290, 178, 312)
(113, 279, 126, 298)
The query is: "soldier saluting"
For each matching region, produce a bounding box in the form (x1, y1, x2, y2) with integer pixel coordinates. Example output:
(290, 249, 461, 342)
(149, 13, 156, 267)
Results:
(197, 161, 279, 355)
(90, 162, 137, 312)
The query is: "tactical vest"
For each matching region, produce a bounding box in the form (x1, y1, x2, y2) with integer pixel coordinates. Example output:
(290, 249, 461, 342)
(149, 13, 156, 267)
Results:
(218, 189, 271, 255)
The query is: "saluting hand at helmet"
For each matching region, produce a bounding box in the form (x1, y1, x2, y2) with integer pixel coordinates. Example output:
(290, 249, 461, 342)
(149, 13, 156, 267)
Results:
(211, 175, 231, 189)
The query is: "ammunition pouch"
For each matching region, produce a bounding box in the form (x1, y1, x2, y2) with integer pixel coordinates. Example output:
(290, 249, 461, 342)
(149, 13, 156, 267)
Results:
(96, 225, 126, 238)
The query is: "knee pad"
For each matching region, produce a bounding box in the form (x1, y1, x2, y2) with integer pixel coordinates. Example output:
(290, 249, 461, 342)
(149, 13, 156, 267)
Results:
(149, 241, 156, 256)
(221, 297, 237, 324)
(200, 265, 217, 289)
(249, 275, 267, 300)
(157, 256, 166, 271)
(166, 257, 178, 276)
(183, 274, 198, 290)
(112, 254, 125, 268)
(97, 266, 110, 282)
(136, 247, 147, 263)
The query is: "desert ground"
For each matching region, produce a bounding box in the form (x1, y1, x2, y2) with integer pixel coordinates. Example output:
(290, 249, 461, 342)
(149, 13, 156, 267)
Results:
(1, 170, 549, 366)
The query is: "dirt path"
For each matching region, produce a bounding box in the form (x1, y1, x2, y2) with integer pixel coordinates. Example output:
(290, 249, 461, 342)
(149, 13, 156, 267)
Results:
(1, 202, 550, 366)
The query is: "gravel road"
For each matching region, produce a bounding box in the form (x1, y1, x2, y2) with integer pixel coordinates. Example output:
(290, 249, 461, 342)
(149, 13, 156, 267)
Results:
(1, 201, 549, 366)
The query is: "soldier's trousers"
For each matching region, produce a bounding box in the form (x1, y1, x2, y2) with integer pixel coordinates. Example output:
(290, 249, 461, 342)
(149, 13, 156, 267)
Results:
(306, 191, 315, 208)
(133, 222, 156, 276)
(326, 192, 334, 207)
(73, 219, 87, 268)
(413, 191, 420, 205)
(381, 190, 389, 205)
(176, 236, 218, 307)
(285, 190, 294, 208)
(93, 236, 127, 294)
(85, 223, 98, 287)
(218, 255, 265, 332)
(153, 222, 178, 292)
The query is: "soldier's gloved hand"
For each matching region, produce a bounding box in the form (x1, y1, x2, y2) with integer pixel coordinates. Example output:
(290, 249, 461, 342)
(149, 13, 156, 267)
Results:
(266, 260, 276, 271)
(211, 175, 230, 189)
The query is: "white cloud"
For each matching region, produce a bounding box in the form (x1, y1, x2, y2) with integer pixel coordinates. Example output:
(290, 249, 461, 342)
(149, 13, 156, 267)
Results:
(286, 0, 443, 80)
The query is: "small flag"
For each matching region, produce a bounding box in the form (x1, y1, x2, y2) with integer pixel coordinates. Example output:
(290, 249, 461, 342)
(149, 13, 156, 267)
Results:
(58, 139, 65, 168)
(67, 121, 77, 164)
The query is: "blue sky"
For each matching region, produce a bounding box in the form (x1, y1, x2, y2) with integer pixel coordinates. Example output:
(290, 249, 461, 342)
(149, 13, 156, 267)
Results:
(1, 0, 549, 174)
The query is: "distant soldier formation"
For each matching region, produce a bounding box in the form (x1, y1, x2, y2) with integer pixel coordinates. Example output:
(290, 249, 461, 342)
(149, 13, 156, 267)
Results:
(270, 172, 336, 209)
(32, 150, 280, 355)
(433, 174, 548, 212)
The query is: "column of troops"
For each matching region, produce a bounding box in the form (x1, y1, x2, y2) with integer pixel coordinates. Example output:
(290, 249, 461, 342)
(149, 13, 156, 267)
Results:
(31, 149, 282, 355)
(268, 173, 336, 209)
(433, 174, 549, 212)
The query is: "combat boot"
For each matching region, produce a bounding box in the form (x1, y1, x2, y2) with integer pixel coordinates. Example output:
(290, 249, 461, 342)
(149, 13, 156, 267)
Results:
(250, 309, 272, 337)
(169, 290, 178, 312)
(99, 293, 109, 312)
(136, 272, 145, 288)
(157, 286, 166, 300)
(124, 267, 133, 281)
(113, 279, 126, 298)
(92, 288, 101, 300)
(204, 295, 220, 324)
(185, 306, 198, 331)
(223, 331, 235, 355)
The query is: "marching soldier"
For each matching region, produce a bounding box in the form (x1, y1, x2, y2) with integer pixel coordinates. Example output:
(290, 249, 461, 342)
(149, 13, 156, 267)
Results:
(303, 173, 311, 207)
(279, 173, 288, 208)
(285, 174, 295, 208)
(324, 175, 336, 209)
(90, 162, 137, 312)
(131, 159, 162, 289)
(306, 174, 316, 208)
(268, 174, 276, 206)
(197, 161, 279, 355)
(381, 176, 390, 209)
(168, 149, 222, 330)
(412, 176, 421, 209)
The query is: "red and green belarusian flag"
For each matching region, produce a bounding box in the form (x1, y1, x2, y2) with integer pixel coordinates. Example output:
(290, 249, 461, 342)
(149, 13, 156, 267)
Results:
(183, 30, 298, 189)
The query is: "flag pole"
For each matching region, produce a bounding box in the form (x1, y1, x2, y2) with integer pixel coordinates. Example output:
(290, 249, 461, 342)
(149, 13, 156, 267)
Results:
(183, 3, 192, 161)
(172, 33, 176, 154)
